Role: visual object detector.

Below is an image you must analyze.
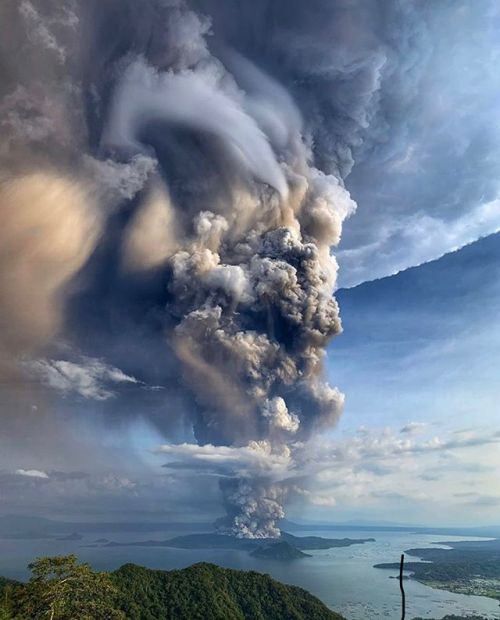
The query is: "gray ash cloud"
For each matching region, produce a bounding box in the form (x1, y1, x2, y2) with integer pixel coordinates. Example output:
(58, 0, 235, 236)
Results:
(0, 0, 386, 537)
(5, 0, 494, 536)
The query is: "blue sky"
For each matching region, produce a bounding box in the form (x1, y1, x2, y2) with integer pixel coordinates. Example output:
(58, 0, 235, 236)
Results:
(290, 233, 500, 525)
(334, 233, 500, 433)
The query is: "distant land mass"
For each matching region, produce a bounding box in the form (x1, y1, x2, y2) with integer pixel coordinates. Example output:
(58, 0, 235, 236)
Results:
(281, 519, 500, 539)
(2, 514, 500, 540)
(250, 541, 311, 560)
(0, 514, 213, 539)
(375, 538, 500, 601)
(99, 531, 375, 560)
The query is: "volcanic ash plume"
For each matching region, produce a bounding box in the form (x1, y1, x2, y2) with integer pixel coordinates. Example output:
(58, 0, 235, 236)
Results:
(218, 478, 286, 540)
(108, 2, 356, 538)
(0, 0, 363, 537)
(0, 173, 100, 377)
(163, 166, 351, 536)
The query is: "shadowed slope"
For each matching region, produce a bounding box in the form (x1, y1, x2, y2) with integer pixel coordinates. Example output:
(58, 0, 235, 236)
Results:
(111, 562, 345, 620)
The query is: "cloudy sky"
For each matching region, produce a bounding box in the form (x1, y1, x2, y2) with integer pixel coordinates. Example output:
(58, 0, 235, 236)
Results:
(1, 0, 499, 530)
(3, 233, 499, 526)
(316, 233, 500, 525)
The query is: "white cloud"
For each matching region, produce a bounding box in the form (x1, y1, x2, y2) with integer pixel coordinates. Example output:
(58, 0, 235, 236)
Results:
(339, 199, 500, 287)
(157, 427, 500, 495)
(284, 425, 500, 520)
(29, 356, 140, 400)
(157, 441, 293, 480)
(15, 469, 49, 479)
(303, 427, 500, 473)
(294, 488, 337, 507)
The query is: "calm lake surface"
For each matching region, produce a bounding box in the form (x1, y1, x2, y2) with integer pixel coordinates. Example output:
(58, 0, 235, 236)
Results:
(1, 528, 499, 620)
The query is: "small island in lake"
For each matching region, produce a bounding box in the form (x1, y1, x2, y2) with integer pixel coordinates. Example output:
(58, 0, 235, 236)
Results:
(101, 531, 375, 561)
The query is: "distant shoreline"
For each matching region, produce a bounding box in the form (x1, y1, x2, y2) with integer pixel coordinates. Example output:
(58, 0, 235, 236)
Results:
(375, 538, 500, 604)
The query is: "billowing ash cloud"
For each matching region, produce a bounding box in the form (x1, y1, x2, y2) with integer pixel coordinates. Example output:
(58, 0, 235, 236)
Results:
(4, 0, 495, 535)
(0, 173, 100, 377)
(0, 0, 355, 537)
(218, 478, 286, 539)
(112, 1, 353, 536)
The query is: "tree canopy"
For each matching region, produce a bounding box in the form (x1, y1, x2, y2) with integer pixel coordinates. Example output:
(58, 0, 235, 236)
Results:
(4, 555, 124, 620)
(0, 556, 345, 620)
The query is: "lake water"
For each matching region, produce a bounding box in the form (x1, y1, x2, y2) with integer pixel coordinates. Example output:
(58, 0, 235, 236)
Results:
(1, 528, 499, 619)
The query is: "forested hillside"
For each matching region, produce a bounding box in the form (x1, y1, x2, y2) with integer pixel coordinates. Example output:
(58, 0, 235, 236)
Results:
(111, 562, 344, 620)
(0, 556, 345, 620)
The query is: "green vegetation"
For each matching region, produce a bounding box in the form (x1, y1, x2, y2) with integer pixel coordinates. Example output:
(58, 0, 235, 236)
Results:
(375, 538, 500, 602)
(0, 577, 16, 598)
(281, 533, 375, 550)
(0, 578, 16, 620)
(250, 541, 311, 560)
(1, 555, 124, 619)
(112, 562, 345, 619)
(0, 556, 345, 620)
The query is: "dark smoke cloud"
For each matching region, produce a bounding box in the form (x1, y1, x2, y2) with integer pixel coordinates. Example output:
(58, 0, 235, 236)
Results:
(2, 0, 497, 534)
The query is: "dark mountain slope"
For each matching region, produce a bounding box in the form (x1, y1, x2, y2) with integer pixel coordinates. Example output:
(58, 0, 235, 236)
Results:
(111, 562, 345, 620)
